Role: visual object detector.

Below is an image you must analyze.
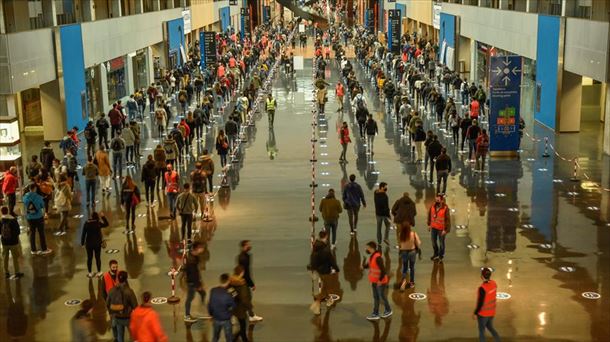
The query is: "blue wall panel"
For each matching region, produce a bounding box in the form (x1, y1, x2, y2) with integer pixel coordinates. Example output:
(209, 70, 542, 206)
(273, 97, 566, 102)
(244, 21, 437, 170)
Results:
(395, 3, 406, 20)
(439, 13, 456, 65)
(59, 24, 87, 131)
(167, 18, 185, 66)
(220, 7, 231, 32)
(535, 15, 560, 130)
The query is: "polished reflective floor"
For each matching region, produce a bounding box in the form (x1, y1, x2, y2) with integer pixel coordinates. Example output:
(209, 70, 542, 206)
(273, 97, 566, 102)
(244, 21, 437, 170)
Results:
(1, 52, 609, 342)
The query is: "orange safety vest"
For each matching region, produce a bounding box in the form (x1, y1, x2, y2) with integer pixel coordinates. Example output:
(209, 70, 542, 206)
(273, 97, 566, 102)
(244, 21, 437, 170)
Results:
(368, 252, 389, 284)
(430, 205, 447, 230)
(103, 271, 119, 295)
(478, 280, 497, 317)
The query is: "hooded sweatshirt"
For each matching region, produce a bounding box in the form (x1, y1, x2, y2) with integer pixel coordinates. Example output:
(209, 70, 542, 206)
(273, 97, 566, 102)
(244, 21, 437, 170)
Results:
(129, 305, 168, 342)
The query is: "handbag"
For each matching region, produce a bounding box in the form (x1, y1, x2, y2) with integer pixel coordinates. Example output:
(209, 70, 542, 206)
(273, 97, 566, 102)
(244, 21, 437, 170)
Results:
(101, 239, 107, 249)
(131, 192, 140, 206)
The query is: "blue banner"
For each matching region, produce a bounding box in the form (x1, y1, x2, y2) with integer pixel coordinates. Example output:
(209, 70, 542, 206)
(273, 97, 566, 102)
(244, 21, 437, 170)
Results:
(489, 55, 522, 152)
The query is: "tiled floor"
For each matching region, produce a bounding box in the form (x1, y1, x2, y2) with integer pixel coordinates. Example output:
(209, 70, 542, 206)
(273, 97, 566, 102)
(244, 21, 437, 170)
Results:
(1, 53, 609, 341)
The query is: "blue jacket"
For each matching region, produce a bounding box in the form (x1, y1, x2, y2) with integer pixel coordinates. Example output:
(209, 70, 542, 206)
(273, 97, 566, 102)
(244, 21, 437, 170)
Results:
(342, 181, 366, 209)
(22, 191, 45, 220)
(207, 287, 234, 321)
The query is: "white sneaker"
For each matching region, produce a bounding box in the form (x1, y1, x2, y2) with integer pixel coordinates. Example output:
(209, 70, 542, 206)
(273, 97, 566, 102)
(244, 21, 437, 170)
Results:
(86, 272, 94, 278)
(96, 272, 104, 278)
(184, 315, 198, 323)
(249, 315, 263, 322)
(40, 249, 53, 255)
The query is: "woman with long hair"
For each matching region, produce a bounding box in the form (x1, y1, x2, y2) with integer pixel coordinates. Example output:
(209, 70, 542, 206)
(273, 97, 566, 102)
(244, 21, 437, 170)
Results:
(121, 175, 141, 233)
(80, 211, 109, 278)
(398, 223, 421, 290)
(216, 129, 229, 167)
(338, 121, 351, 163)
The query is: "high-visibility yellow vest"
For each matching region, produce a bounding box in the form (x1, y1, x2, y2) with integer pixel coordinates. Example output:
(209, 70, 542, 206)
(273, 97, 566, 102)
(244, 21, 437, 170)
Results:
(266, 98, 276, 111)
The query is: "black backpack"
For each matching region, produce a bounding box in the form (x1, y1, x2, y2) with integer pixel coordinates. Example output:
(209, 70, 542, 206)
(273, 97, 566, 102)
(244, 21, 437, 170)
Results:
(192, 170, 206, 193)
(1, 220, 13, 241)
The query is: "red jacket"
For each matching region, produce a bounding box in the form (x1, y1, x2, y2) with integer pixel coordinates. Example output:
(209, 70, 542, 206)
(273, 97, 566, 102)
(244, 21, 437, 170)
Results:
(129, 305, 168, 342)
(108, 108, 123, 126)
(2, 172, 18, 194)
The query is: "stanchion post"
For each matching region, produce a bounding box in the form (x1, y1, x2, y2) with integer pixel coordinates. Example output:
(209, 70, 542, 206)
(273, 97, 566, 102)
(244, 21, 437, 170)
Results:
(542, 137, 550, 158)
(570, 158, 580, 182)
(167, 267, 180, 304)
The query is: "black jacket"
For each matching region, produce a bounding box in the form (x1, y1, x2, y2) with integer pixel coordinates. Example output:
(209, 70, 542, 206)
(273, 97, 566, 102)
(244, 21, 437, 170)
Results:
(427, 140, 443, 159)
(225, 120, 238, 135)
(81, 216, 109, 247)
(310, 240, 339, 275)
(374, 190, 390, 217)
(185, 253, 202, 287)
(39, 147, 56, 171)
(365, 119, 378, 136)
(0, 216, 20, 246)
(238, 251, 255, 287)
(435, 154, 452, 172)
(141, 161, 157, 183)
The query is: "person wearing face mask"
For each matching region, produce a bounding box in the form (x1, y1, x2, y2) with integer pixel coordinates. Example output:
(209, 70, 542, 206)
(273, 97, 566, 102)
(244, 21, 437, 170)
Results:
(362, 241, 392, 321)
(427, 194, 451, 262)
(473, 267, 501, 342)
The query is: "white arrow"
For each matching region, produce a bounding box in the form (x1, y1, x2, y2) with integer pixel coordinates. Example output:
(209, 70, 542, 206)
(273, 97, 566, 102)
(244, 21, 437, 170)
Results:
(493, 66, 503, 76)
(502, 75, 510, 86)
(511, 66, 521, 75)
(502, 57, 511, 66)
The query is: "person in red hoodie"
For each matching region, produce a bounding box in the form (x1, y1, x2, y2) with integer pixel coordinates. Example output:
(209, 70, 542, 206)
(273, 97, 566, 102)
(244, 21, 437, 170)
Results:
(108, 103, 124, 138)
(2, 166, 19, 216)
(179, 119, 191, 149)
(129, 291, 168, 342)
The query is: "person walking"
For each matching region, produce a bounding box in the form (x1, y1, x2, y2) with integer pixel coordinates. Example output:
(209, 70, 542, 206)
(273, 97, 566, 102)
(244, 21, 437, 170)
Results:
(141, 155, 157, 207)
(237, 240, 263, 322)
(475, 129, 490, 172)
(39, 141, 56, 172)
(342, 174, 366, 235)
(110, 131, 125, 179)
(106, 271, 138, 342)
(1, 206, 23, 278)
(95, 146, 112, 194)
(319, 188, 343, 249)
(121, 127, 135, 166)
(102, 260, 120, 300)
(374, 182, 392, 246)
(435, 148, 452, 194)
(81, 211, 109, 278)
(82, 156, 98, 208)
(208, 273, 235, 342)
(473, 267, 501, 342)
(309, 231, 340, 315)
(338, 121, 351, 163)
(363, 241, 392, 320)
(398, 223, 421, 290)
(129, 292, 168, 342)
(153, 144, 166, 191)
(265, 93, 277, 127)
(164, 164, 180, 219)
(200, 150, 215, 192)
(184, 241, 207, 322)
(108, 103, 125, 138)
(2, 166, 18, 217)
(229, 266, 253, 342)
(70, 299, 96, 342)
(176, 183, 198, 242)
(466, 119, 481, 162)
(335, 81, 345, 111)
(120, 176, 140, 233)
(155, 107, 167, 138)
(428, 194, 451, 261)
(412, 118, 426, 162)
(364, 114, 378, 155)
(426, 135, 442, 183)
(130, 121, 142, 161)
(23, 183, 52, 255)
(460, 113, 472, 151)
(162, 134, 179, 168)
(391, 192, 417, 247)
(84, 120, 98, 158)
(215, 130, 229, 168)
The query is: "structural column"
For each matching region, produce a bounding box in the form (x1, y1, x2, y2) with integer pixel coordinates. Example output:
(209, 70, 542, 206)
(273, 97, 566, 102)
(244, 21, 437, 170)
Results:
(110, 0, 122, 17)
(165, 0, 174, 9)
(41, 0, 58, 27)
(498, 0, 509, 10)
(0, 0, 6, 33)
(526, 0, 538, 12)
(81, 0, 96, 21)
(604, 86, 610, 155)
(135, 0, 145, 14)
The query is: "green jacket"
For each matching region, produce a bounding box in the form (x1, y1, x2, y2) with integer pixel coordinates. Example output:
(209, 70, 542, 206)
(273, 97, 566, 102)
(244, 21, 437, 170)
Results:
(319, 196, 343, 221)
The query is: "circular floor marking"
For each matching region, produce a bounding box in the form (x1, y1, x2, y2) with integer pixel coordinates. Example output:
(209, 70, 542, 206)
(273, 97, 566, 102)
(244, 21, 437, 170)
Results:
(151, 297, 168, 305)
(484, 180, 495, 185)
(408, 293, 427, 301)
(496, 292, 511, 300)
(455, 224, 467, 230)
(495, 193, 506, 198)
(538, 168, 548, 172)
(539, 243, 552, 249)
(105, 249, 120, 254)
(581, 292, 601, 300)
(507, 207, 519, 212)
(467, 244, 480, 249)
(65, 299, 82, 306)
(559, 266, 575, 272)
(521, 224, 535, 229)
(553, 179, 563, 183)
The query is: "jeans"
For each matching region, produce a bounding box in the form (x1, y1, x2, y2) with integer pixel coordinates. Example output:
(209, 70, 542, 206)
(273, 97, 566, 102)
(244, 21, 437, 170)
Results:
(99, 176, 110, 190)
(371, 283, 391, 315)
(376, 216, 391, 245)
(167, 192, 178, 217)
(180, 213, 193, 240)
(399, 249, 417, 282)
(98, 131, 109, 149)
(125, 204, 135, 229)
(346, 207, 360, 232)
(428, 159, 436, 182)
(185, 282, 206, 316)
(431, 228, 446, 258)
(220, 154, 227, 167)
(145, 180, 155, 203)
(235, 317, 249, 342)
(468, 138, 477, 160)
(7, 193, 16, 216)
(268, 110, 275, 126)
(340, 143, 348, 160)
(437, 170, 448, 194)
(476, 153, 487, 172)
(113, 152, 123, 177)
(58, 210, 69, 231)
(86, 246, 101, 273)
(85, 179, 96, 206)
(111, 317, 130, 342)
(207, 175, 214, 193)
(366, 134, 375, 153)
(125, 146, 134, 163)
(3, 244, 21, 273)
(324, 220, 338, 245)
(477, 315, 501, 342)
(212, 320, 233, 342)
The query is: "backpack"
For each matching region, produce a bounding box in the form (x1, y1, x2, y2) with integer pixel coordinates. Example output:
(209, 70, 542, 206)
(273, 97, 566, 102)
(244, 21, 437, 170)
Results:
(155, 110, 164, 121)
(192, 170, 206, 193)
(108, 287, 126, 314)
(55, 187, 68, 207)
(415, 126, 426, 141)
(111, 139, 124, 152)
(356, 96, 364, 109)
(84, 127, 92, 140)
(26, 199, 39, 215)
(1, 220, 13, 241)
(38, 181, 53, 196)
